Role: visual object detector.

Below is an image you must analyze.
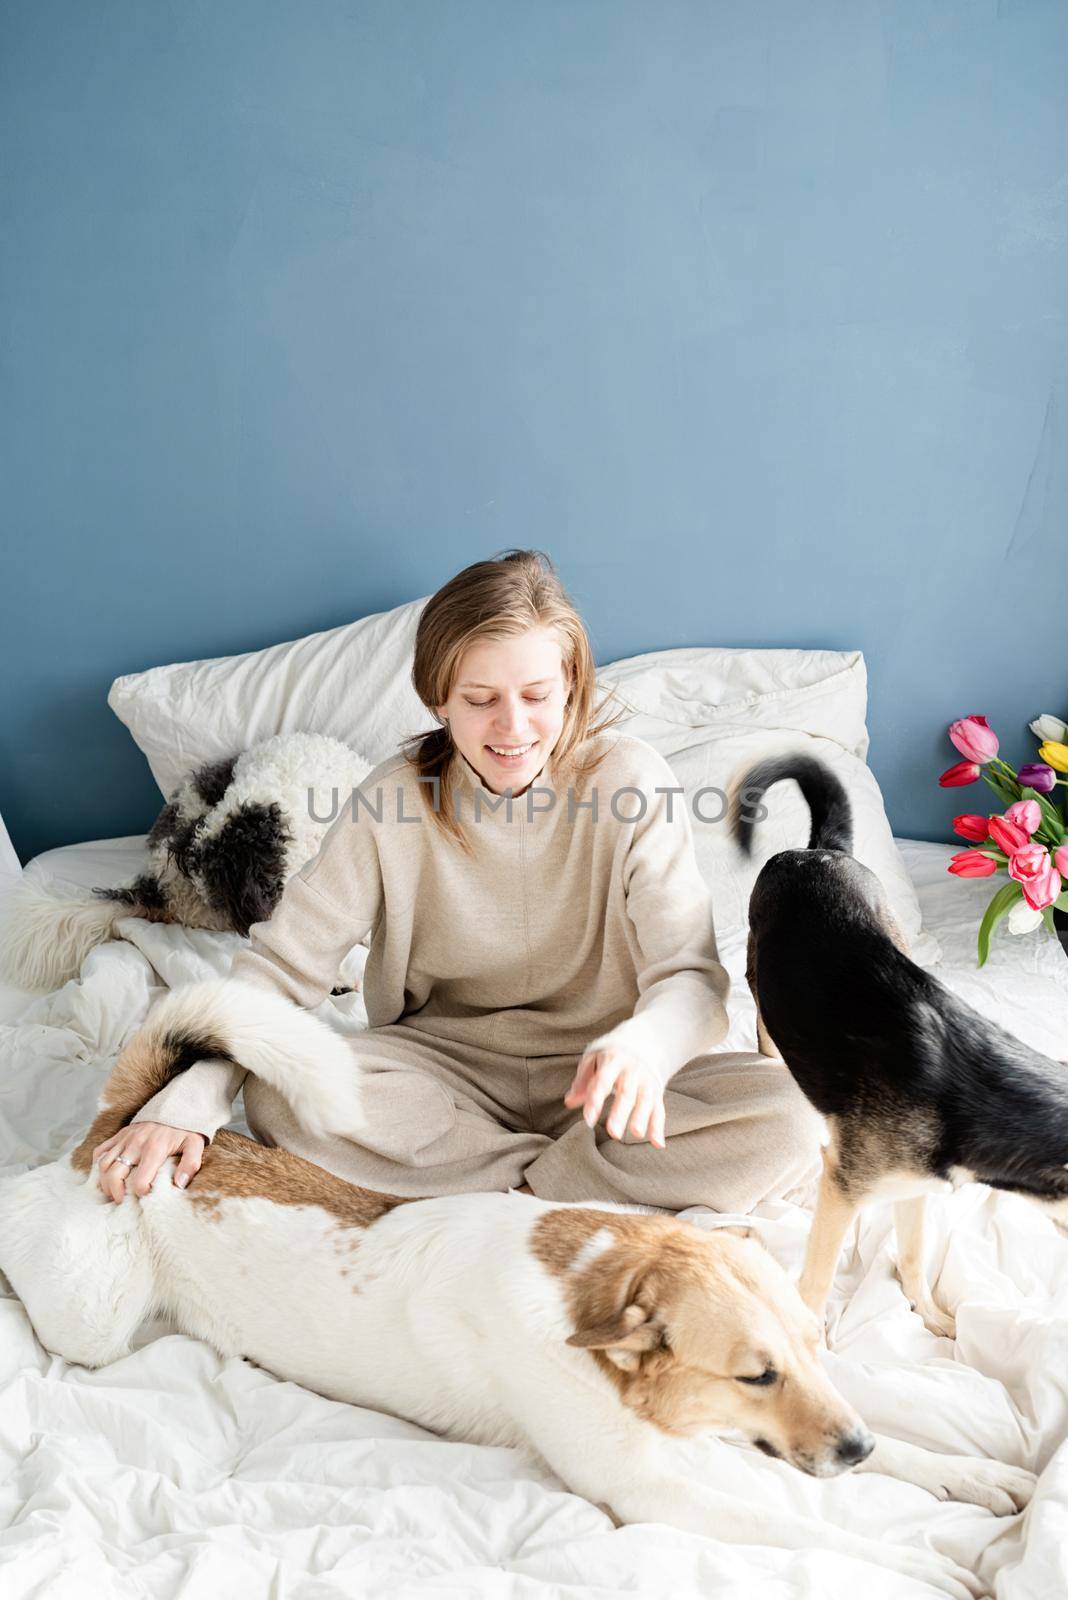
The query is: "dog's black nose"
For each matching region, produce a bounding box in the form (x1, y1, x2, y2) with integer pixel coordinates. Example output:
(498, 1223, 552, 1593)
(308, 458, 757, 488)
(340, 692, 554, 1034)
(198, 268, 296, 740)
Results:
(835, 1429, 875, 1467)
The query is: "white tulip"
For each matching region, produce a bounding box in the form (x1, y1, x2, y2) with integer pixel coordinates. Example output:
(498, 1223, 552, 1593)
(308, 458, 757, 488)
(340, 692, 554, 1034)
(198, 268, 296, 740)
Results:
(1029, 714, 1068, 742)
(1007, 899, 1044, 936)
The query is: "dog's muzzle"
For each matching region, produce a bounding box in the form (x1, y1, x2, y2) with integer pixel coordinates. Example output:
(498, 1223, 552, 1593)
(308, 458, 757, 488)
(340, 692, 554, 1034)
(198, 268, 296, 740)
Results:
(834, 1428, 875, 1467)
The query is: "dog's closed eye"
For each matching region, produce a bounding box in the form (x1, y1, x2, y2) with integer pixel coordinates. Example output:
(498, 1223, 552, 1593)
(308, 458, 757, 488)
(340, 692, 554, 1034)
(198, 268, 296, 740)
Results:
(736, 1368, 778, 1387)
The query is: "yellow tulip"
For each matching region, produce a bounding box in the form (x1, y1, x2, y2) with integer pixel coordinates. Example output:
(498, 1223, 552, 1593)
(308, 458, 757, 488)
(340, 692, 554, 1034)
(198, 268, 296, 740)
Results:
(1039, 740, 1068, 773)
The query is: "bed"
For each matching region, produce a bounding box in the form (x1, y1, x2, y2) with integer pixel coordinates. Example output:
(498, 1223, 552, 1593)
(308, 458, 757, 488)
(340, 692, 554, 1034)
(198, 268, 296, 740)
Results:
(2, 830, 1067, 1597)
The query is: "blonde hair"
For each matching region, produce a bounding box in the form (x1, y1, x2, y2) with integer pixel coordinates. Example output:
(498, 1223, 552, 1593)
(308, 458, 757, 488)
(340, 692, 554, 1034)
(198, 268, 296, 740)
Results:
(402, 549, 622, 846)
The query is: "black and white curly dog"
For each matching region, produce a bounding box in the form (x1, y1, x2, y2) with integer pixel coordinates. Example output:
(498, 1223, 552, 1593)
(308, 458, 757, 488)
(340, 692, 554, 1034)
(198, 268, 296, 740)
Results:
(0, 733, 368, 992)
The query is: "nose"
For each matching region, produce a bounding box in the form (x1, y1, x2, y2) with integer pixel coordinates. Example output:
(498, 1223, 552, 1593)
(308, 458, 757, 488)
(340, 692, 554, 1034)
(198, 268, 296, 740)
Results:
(493, 697, 527, 734)
(835, 1428, 875, 1467)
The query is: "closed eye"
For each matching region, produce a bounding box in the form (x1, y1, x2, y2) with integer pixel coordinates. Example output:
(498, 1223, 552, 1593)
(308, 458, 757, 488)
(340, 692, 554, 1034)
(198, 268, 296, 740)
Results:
(736, 1368, 778, 1387)
(464, 695, 551, 706)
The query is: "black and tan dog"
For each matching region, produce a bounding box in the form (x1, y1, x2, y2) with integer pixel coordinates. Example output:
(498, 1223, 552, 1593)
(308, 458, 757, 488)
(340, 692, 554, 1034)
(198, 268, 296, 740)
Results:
(734, 754, 1068, 1338)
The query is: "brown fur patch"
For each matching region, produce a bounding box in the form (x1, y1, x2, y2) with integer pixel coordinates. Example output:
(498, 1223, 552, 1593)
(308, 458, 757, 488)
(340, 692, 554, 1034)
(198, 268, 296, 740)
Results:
(188, 1129, 414, 1230)
(531, 1208, 765, 1436)
(531, 1207, 729, 1290)
(71, 1029, 185, 1173)
(529, 1205, 637, 1274)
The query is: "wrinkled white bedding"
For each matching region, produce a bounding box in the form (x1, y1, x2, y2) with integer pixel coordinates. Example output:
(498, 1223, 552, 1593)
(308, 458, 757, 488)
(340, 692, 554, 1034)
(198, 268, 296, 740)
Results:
(2, 839, 1068, 1597)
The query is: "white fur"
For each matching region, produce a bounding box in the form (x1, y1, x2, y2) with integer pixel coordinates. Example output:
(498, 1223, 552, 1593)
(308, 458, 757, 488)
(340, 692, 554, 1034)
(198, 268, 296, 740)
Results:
(0, 1158, 157, 1368)
(568, 1225, 616, 1274)
(0, 1145, 1026, 1599)
(134, 979, 366, 1139)
(0, 876, 128, 993)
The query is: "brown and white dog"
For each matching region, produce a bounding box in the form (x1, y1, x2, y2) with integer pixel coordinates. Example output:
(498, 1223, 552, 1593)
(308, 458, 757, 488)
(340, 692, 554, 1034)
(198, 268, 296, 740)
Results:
(0, 981, 1034, 1597)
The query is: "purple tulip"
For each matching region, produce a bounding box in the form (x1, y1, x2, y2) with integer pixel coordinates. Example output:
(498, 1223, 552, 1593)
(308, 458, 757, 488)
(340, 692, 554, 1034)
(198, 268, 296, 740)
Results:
(1018, 762, 1057, 794)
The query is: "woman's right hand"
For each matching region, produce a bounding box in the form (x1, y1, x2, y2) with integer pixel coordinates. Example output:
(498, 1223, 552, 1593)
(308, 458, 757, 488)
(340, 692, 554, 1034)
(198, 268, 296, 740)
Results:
(93, 1122, 205, 1204)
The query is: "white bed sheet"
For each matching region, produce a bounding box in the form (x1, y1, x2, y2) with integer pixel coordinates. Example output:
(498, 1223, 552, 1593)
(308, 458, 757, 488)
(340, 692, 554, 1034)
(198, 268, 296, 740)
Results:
(1, 836, 1067, 1597)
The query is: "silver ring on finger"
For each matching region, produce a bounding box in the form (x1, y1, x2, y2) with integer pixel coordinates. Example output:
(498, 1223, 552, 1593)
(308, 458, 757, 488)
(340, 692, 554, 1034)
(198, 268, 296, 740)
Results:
(112, 1154, 139, 1170)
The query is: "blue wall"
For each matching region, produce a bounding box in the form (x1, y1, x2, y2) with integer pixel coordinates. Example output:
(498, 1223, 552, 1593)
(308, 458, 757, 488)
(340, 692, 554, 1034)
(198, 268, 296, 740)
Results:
(3, 0, 1066, 863)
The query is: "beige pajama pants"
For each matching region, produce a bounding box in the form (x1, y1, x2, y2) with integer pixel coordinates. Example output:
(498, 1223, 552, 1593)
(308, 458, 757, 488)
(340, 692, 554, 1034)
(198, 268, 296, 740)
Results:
(241, 1024, 824, 1214)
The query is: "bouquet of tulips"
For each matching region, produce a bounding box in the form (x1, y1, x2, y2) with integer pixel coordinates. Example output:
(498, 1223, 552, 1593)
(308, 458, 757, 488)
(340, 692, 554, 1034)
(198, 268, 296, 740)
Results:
(940, 713, 1068, 965)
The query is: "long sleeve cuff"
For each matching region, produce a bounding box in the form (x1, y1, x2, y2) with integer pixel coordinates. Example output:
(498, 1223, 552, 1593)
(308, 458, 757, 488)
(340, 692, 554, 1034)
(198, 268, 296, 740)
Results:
(130, 1057, 248, 1144)
(226, 871, 376, 1011)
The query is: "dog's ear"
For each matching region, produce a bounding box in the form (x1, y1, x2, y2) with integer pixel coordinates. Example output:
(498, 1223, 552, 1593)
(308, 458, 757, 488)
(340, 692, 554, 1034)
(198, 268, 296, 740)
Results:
(567, 1300, 666, 1371)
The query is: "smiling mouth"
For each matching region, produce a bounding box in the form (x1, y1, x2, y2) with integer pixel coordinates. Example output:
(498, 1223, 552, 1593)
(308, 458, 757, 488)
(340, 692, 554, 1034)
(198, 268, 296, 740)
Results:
(486, 743, 537, 759)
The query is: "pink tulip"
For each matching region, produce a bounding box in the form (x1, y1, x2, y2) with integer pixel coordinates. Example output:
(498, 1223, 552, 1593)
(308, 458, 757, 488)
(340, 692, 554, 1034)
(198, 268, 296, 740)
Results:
(988, 815, 1030, 854)
(949, 714, 1000, 764)
(1023, 868, 1062, 911)
(948, 850, 998, 879)
(1055, 844, 1068, 878)
(940, 762, 981, 788)
(953, 814, 990, 843)
(1007, 843, 1062, 910)
(1004, 798, 1042, 837)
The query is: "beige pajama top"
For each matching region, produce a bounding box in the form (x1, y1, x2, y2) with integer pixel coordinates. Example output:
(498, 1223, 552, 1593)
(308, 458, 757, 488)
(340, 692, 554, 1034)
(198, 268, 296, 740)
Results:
(133, 732, 732, 1142)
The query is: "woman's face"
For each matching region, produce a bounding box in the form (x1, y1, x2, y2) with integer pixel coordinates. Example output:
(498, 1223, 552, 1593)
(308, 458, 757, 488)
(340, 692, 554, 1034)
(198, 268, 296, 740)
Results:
(436, 627, 571, 795)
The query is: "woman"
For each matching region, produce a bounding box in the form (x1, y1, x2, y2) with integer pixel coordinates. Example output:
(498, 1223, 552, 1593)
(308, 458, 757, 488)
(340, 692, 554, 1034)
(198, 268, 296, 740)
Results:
(94, 551, 821, 1211)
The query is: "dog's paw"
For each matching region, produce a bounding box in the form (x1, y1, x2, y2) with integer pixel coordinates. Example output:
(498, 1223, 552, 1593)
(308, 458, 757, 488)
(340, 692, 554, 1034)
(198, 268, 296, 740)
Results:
(801, 1310, 832, 1349)
(926, 1456, 1035, 1516)
(908, 1298, 956, 1339)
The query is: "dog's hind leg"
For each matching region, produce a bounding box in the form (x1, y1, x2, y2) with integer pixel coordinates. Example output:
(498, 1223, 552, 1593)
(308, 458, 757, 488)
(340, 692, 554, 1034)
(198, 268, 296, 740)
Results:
(0, 1155, 156, 1368)
(797, 1145, 863, 1331)
(894, 1195, 955, 1338)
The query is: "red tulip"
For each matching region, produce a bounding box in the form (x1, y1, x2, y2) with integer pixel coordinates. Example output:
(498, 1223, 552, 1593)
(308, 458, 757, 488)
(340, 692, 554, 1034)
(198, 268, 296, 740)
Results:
(949, 715, 1000, 764)
(987, 815, 1030, 854)
(948, 850, 998, 878)
(940, 762, 981, 788)
(952, 814, 990, 842)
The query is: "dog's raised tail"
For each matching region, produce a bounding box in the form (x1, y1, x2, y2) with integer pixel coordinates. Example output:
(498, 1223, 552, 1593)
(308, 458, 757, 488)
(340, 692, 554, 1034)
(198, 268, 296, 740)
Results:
(70, 979, 365, 1173)
(732, 754, 853, 857)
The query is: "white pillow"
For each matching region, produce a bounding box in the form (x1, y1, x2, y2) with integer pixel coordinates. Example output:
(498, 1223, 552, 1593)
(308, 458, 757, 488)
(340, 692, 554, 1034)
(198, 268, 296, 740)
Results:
(595, 646, 940, 994)
(108, 597, 436, 798)
(111, 608, 937, 1001)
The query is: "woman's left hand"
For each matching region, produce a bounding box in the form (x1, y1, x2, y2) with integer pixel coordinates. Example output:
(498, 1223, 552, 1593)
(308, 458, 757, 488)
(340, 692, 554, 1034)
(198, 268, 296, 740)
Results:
(564, 1048, 666, 1149)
